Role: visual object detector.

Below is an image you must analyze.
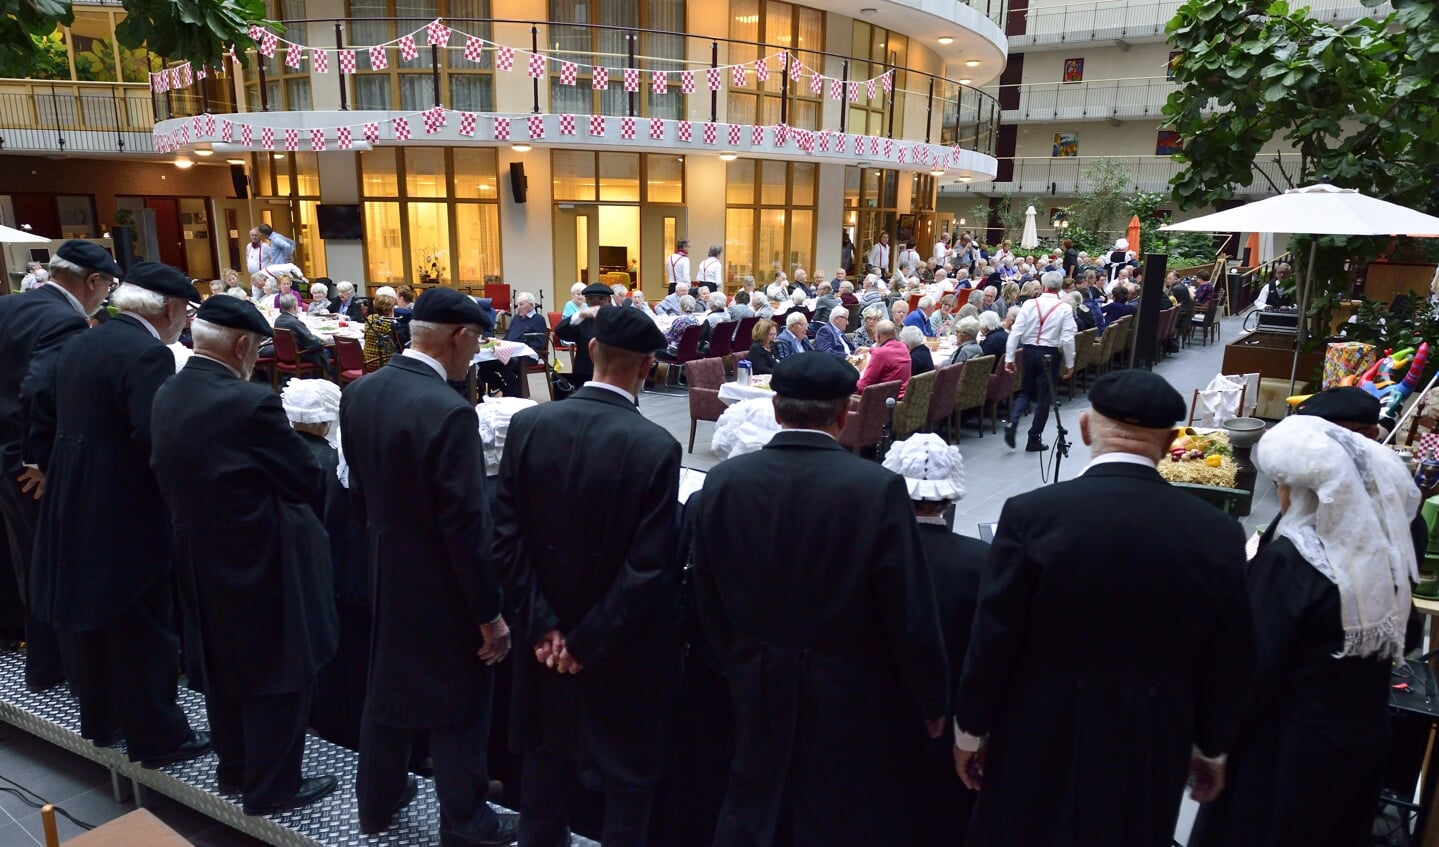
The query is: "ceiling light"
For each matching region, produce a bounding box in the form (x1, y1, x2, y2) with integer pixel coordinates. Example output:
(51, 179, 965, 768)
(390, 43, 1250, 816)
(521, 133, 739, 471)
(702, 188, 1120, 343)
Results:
(511, 143, 532, 152)
(958, 78, 972, 85)
(860, 7, 878, 14)
(719, 152, 738, 161)
(734, 14, 758, 23)
(966, 59, 980, 67)
(937, 36, 954, 45)
(273, 153, 285, 159)
(959, 176, 972, 182)
(226, 158, 245, 165)
(930, 169, 945, 177)
(193, 148, 214, 157)
(173, 157, 194, 169)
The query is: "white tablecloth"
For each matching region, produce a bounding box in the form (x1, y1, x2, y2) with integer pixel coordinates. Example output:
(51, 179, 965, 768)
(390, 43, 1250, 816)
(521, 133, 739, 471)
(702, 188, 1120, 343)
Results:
(718, 383, 775, 405)
(473, 340, 538, 365)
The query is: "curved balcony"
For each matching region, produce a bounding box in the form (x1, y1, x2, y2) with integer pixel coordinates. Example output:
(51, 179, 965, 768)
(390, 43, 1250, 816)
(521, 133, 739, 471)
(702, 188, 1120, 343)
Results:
(0, 80, 156, 155)
(938, 154, 1304, 197)
(997, 76, 1216, 123)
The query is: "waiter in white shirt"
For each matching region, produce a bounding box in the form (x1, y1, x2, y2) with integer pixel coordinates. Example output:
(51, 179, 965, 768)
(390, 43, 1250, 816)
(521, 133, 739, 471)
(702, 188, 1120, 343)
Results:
(867, 232, 890, 275)
(897, 242, 922, 273)
(244, 228, 265, 275)
(666, 239, 691, 294)
(1003, 271, 1076, 453)
(696, 245, 723, 291)
(932, 233, 951, 266)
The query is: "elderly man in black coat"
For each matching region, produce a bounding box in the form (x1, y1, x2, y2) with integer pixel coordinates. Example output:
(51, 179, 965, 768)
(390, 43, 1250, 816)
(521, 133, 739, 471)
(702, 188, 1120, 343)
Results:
(691, 352, 950, 847)
(150, 296, 338, 816)
(495, 307, 681, 847)
(29, 263, 210, 765)
(953, 370, 1256, 846)
(0, 240, 116, 692)
(341, 287, 516, 846)
(553, 283, 616, 396)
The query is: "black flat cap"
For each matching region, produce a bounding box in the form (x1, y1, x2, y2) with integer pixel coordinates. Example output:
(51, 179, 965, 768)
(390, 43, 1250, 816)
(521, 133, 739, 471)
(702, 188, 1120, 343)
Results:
(583, 283, 616, 299)
(1296, 386, 1379, 426)
(771, 351, 859, 400)
(124, 262, 201, 303)
(55, 240, 122, 278)
(412, 286, 494, 329)
(1088, 370, 1185, 428)
(594, 306, 666, 354)
(195, 295, 273, 337)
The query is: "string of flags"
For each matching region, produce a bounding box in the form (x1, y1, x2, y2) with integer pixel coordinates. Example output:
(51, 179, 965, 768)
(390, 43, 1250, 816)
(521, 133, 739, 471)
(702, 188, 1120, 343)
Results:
(150, 18, 896, 102)
(153, 108, 964, 171)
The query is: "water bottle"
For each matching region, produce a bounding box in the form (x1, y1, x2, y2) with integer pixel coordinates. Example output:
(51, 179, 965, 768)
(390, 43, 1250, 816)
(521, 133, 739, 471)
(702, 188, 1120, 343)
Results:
(737, 359, 752, 386)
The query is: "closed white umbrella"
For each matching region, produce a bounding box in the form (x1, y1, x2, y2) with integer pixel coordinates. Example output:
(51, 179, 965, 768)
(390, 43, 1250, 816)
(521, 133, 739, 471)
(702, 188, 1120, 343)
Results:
(0, 225, 49, 244)
(1020, 206, 1040, 250)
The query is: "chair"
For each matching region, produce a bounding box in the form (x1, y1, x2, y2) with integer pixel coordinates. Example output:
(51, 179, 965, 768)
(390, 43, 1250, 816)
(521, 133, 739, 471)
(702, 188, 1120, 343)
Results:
(838, 380, 902, 455)
(893, 370, 937, 439)
(685, 357, 728, 452)
(603, 271, 631, 290)
(1189, 301, 1220, 346)
(706, 321, 734, 361)
(270, 327, 324, 388)
(731, 316, 759, 350)
(333, 337, 366, 386)
(951, 355, 994, 439)
(547, 311, 575, 366)
(1065, 328, 1097, 399)
(520, 330, 555, 401)
(655, 323, 705, 388)
(926, 363, 964, 437)
(983, 367, 1017, 433)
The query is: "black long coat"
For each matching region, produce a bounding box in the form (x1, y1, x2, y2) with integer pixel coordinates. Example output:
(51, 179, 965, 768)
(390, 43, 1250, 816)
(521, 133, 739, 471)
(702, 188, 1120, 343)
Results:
(554, 313, 598, 381)
(0, 285, 88, 476)
(690, 430, 949, 847)
(150, 356, 337, 697)
(494, 385, 681, 790)
(29, 316, 177, 631)
(956, 462, 1256, 847)
(339, 354, 503, 728)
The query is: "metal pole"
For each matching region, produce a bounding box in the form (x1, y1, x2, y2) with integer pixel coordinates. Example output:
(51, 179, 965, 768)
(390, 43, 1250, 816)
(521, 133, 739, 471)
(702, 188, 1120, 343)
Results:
(1287, 237, 1318, 396)
(431, 43, 441, 107)
(335, 22, 348, 111)
(627, 33, 636, 118)
(110, 85, 124, 152)
(924, 77, 933, 144)
(49, 84, 64, 152)
(885, 52, 896, 139)
(531, 27, 541, 114)
(780, 54, 789, 126)
(954, 85, 963, 146)
(257, 57, 269, 111)
(710, 42, 718, 125)
(839, 60, 848, 133)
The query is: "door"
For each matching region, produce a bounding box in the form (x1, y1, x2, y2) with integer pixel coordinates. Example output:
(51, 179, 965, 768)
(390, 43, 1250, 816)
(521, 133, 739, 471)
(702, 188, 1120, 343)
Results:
(144, 198, 186, 272)
(212, 199, 255, 276)
(640, 206, 685, 295)
(552, 204, 597, 311)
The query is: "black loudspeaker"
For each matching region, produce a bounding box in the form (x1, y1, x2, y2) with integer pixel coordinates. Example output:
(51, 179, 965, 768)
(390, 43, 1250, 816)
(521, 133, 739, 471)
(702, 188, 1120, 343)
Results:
(509, 162, 527, 204)
(1130, 253, 1169, 370)
(230, 164, 248, 199)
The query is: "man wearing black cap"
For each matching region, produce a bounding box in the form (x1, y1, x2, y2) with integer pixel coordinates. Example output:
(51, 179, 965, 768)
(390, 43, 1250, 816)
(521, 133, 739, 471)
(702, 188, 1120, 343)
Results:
(341, 286, 517, 845)
(689, 352, 949, 847)
(495, 306, 681, 847)
(27, 263, 210, 764)
(952, 369, 1255, 846)
(151, 296, 339, 816)
(0, 239, 117, 691)
(553, 283, 618, 397)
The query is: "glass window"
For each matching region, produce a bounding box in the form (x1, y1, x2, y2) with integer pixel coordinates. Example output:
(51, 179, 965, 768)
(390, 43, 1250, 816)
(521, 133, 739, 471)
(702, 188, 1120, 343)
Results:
(294, 152, 320, 195)
(726, 160, 755, 205)
(274, 154, 292, 195)
(788, 209, 813, 274)
(757, 209, 785, 279)
(409, 202, 451, 281)
(255, 154, 273, 196)
(405, 148, 448, 197)
(791, 163, 814, 206)
(450, 75, 493, 111)
(364, 201, 404, 283)
(297, 201, 327, 278)
(843, 167, 859, 207)
(361, 147, 399, 196)
(354, 76, 392, 110)
(453, 148, 498, 199)
(455, 204, 501, 285)
(760, 161, 786, 206)
(30, 28, 70, 81)
(399, 75, 434, 111)
(645, 154, 684, 204)
(598, 153, 640, 202)
(725, 209, 754, 283)
(71, 12, 116, 82)
(552, 150, 596, 202)
(284, 78, 312, 111)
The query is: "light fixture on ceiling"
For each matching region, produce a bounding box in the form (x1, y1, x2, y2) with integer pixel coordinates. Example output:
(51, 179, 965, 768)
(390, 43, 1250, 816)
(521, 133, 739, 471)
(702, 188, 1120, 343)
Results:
(959, 176, 972, 182)
(930, 169, 945, 177)
(173, 157, 194, 169)
(959, 217, 966, 225)
(511, 143, 532, 152)
(734, 14, 758, 23)
(193, 147, 214, 157)
(937, 36, 954, 45)
(966, 59, 980, 67)
(860, 7, 878, 14)
(958, 78, 972, 85)
(226, 158, 245, 165)
(273, 153, 286, 159)
(719, 152, 738, 161)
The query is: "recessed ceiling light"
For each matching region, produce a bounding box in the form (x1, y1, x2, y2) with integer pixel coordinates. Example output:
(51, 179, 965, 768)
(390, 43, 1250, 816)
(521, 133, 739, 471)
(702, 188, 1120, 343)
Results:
(511, 143, 532, 152)
(966, 59, 980, 67)
(193, 148, 214, 156)
(719, 152, 738, 161)
(958, 78, 972, 85)
(226, 158, 245, 165)
(930, 169, 945, 177)
(173, 157, 194, 169)
(959, 176, 972, 182)
(272, 153, 285, 159)
(938, 36, 954, 45)
(860, 7, 878, 14)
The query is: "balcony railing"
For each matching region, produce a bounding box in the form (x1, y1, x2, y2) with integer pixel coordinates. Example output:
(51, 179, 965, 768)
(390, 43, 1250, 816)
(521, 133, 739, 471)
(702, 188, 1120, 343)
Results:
(161, 15, 1003, 158)
(939, 154, 1305, 196)
(995, 76, 1214, 122)
(1009, 0, 1394, 49)
(0, 82, 156, 154)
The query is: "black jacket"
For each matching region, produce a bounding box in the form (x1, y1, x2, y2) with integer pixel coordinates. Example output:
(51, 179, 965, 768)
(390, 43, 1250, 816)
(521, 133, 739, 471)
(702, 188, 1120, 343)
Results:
(151, 356, 338, 696)
(957, 462, 1256, 847)
(30, 316, 177, 632)
(691, 430, 948, 846)
(276, 311, 326, 355)
(745, 342, 779, 376)
(0, 285, 88, 474)
(340, 354, 503, 727)
(494, 385, 682, 788)
(554, 312, 598, 381)
(329, 296, 364, 321)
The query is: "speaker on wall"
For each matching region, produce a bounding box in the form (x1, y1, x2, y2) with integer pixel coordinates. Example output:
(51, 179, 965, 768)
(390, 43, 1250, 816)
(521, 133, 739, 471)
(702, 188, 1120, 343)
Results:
(230, 164, 249, 199)
(510, 162, 527, 204)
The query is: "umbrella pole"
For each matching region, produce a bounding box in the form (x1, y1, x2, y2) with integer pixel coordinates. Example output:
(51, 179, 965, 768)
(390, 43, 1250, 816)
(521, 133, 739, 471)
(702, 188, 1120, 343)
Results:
(1288, 238, 1318, 396)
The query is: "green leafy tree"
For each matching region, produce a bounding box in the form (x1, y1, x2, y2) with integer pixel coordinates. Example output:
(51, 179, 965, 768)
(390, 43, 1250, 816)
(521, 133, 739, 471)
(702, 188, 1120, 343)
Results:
(1069, 157, 1132, 236)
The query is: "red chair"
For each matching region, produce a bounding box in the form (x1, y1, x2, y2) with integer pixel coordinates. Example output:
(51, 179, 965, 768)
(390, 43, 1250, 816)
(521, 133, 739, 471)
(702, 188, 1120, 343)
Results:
(655, 323, 705, 389)
(983, 368, 1017, 434)
(685, 357, 728, 453)
(333, 337, 366, 386)
(706, 321, 734, 361)
(270, 327, 325, 388)
(731, 316, 759, 350)
(838, 380, 902, 456)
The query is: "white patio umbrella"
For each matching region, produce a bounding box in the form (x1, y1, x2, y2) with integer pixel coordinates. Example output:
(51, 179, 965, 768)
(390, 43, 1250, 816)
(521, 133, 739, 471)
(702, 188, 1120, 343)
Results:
(1020, 206, 1040, 250)
(1161, 183, 1439, 401)
(0, 224, 49, 244)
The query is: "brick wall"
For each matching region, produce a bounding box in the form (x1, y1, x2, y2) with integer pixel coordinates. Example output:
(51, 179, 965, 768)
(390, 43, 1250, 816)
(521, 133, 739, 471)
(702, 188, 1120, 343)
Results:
(0, 155, 235, 229)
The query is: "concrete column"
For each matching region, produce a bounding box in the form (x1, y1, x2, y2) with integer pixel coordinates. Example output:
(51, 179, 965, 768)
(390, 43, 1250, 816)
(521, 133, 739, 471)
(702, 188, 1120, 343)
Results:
(815, 162, 845, 271)
(497, 147, 556, 307)
(317, 152, 367, 290)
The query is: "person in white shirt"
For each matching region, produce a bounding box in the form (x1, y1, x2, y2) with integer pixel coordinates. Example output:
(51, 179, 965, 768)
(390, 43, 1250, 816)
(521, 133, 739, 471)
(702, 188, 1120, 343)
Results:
(20, 262, 48, 291)
(244, 228, 265, 275)
(657, 282, 689, 316)
(898, 241, 922, 273)
(765, 278, 788, 303)
(933, 233, 951, 266)
(1003, 271, 1077, 452)
(665, 239, 691, 293)
(868, 232, 890, 275)
(696, 245, 723, 290)
(629, 290, 655, 315)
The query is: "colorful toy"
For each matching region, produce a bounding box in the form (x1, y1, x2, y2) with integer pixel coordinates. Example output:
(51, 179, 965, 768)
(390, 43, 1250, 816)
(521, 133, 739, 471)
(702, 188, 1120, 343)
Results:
(1383, 342, 1429, 418)
(1359, 346, 1417, 400)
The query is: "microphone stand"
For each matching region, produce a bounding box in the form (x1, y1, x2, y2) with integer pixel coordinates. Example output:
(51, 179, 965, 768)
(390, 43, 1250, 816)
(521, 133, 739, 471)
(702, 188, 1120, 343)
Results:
(1041, 354, 1070, 483)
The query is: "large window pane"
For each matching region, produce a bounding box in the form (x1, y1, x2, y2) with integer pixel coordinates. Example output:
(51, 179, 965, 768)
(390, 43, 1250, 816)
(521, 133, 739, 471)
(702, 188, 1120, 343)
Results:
(450, 75, 494, 111)
(71, 12, 117, 81)
(788, 209, 813, 276)
(764, 2, 790, 95)
(408, 202, 450, 283)
(598, 152, 640, 202)
(645, 154, 683, 204)
(406, 147, 447, 197)
(354, 76, 392, 109)
(274, 155, 292, 195)
(365, 201, 404, 283)
(726, 159, 755, 205)
(552, 150, 596, 201)
(297, 200, 327, 278)
(726, 93, 758, 128)
(550, 84, 590, 116)
(760, 161, 786, 206)
(725, 208, 754, 284)
(361, 147, 399, 196)
(791, 163, 814, 206)
(294, 152, 320, 195)
(399, 74, 434, 111)
(758, 209, 785, 280)
(844, 166, 859, 207)
(453, 147, 498, 199)
(455, 203, 501, 285)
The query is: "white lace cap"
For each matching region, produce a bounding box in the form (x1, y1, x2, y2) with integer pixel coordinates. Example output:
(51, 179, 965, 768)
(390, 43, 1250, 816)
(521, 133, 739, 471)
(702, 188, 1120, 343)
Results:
(711, 398, 780, 460)
(475, 398, 538, 475)
(281, 379, 341, 424)
(882, 433, 966, 502)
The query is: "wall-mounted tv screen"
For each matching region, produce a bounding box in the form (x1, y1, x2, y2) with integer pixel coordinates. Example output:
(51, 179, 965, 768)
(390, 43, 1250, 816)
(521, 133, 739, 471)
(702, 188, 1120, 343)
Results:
(316, 204, 362, 240)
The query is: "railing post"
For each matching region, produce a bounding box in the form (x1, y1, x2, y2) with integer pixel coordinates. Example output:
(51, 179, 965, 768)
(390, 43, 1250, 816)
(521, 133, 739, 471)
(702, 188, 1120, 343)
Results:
(954, 84, 963, 146)
(200, 66, 211, 114)
(885, 52, 896, 139)
(779, 53, 789, 126)
(257, 56, 269, 111)
(335, 22, 348, 111)
(531, 26, 541, 114)
(839, 60, 848, 133)
(924, 77, 933, 145)
(431, 42, 441, 107)
(110, 85, 125, 151)
(49, 85, 64, 152)
(710, 41, 718, 125)
(627, 33, 637, 118)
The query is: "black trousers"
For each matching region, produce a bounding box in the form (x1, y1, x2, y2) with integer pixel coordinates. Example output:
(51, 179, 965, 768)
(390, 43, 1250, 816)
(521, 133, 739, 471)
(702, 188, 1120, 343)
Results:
(208, 685, 313, 811)
(519, 749, 654, 847)
(358, 679, 503, 846)
(70, 579, 192, 758)
(477, 360, 522, 397)
(1010, 344, 1061, 444)
(0, 473, 68, 689)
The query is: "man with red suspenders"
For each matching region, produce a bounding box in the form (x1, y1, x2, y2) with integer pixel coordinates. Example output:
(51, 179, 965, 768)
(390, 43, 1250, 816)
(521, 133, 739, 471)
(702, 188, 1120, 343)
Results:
(666, 240, 691, 294)
(1004, 271, 1077, 452)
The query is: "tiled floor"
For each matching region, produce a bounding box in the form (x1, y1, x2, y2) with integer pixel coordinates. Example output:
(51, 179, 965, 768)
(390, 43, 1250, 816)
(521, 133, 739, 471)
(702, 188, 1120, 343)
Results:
(0, 312, 1264, 846)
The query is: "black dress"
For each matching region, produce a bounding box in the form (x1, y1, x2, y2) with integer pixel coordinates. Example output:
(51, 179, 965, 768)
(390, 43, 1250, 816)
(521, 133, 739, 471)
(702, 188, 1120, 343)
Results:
(745, 342, 780, 375)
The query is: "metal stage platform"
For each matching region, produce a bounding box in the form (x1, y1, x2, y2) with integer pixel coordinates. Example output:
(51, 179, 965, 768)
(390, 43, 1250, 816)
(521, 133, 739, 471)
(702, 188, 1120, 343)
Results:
(0, 651, 596, 846)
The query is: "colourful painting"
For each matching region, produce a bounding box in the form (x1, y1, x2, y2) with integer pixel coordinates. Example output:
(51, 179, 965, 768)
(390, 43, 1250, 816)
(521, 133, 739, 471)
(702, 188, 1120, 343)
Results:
(1053, 132, 1079, 158)
(1062, 57, 1084, 83)
(1167, 51, 1183, 80)
(1156, 130, 1183, 156)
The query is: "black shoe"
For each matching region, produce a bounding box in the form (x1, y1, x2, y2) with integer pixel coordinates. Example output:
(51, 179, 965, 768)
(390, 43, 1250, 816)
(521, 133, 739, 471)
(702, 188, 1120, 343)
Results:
(244, 775, 339, 817)
(26, 676, 64, 693)
(217, 769, 244, 795)
(359, 776, 418, 834)
(1025, 441, 1049, 453)
(91, 730, 124, 749)
(141, 731, 212, 768)
(471, 816, 520, 846)
(1003, 423, 1017, 449)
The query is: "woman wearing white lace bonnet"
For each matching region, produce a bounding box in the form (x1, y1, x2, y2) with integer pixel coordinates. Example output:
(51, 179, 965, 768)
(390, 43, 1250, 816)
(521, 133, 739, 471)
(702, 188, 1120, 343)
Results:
(475, 397, 537, 477)
(1190, 412, 1419, 847)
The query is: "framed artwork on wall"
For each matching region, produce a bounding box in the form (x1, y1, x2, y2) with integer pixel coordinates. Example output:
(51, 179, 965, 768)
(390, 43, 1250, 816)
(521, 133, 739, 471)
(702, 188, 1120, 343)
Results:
(1053, 132, 1079, 157)
(1063, 58, 1085, 83)
(1167, 51, 1183, 80)
(1156, 130, 1184, 156)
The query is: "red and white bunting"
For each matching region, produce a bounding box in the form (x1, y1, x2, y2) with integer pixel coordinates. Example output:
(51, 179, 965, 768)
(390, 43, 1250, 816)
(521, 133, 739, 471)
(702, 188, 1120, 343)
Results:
(559, 114, 576, 135)
(559, 62, 577, 86)
(149, 71, 162, 94)
(835, 133, 846, 154)
(817, 131, 830, 153)
(648, 117, 665, 140)
(679, 71, 694, 94)
(337, 125, 353, 149)
(869, 136, 880, 156)
(312, 49, 329, 73)
(362, 122, 380, 143)
(620, 116, 636, 139)
(240, 124, 253, 145)
(526, 113, 545, 139)
(458, 112, 477, 136)
(727, 123, 742, 146)
(220, 119, 233, 142)
(284, 128, 299, 151)
(867, 78, 876, 100)
(591, 66, 608, 90)
(676, 120, 692, 142)
(179, 63, 193, 86)
(731, 64, 746, 87)
(247, 24, 264, 42)
(588, 114, 605, 136)
(527, 53, 545, 78)
(493, 116, 510, 140)
(392, 116, 412, 141)
(789, 53, 802, 81)
(338, 50, 356, 74)
(201, 114, 214, 135)
(882, 70, 894, 93)
(168, 67, 181, 90)
(190, 116, 202, 138)
(369, 45, 389, 70)
(426, 19, 451, 47)
(798, 129, 814, 152)
(897, 146, 907, 164)
(707, 67, 722, 92)
(258, 30, 277, 58)
(261, 126, 274, 149)
(883, 138, 893, 158)
(809, 72, 823, 95)
(848, 82, 859, 102)
(422, 106, 446, 133)
(829, 78, 842, 101)
(468, 37, 490, 65)
(702, 122, 717, 145)
(775, 123, 789, 147)
(397, 35, 418, 62)
(651, 70, 666, 95)
(310, 128, 325, 151)
(754, 57, 769, 83)
(623, 67, 639, 93)
(751, 124, 764, 146)
(196, 65, 207, 80)
(285, 44, 303, 69)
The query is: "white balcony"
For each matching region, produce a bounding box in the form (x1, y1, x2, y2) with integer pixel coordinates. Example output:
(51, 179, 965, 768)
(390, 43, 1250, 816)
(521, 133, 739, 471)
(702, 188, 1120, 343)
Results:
(1009, 0, 1393, 51)
(998, 76, 1189, 123)
(0, 83, 156, 155)
(939, 154, 1305, 198)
